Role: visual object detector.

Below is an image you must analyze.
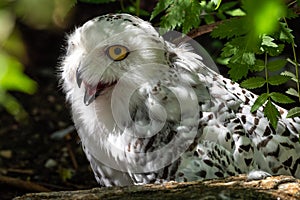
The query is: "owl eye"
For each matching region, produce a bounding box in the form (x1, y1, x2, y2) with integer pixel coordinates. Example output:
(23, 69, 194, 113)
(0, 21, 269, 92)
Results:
(106, 45, 129, 61)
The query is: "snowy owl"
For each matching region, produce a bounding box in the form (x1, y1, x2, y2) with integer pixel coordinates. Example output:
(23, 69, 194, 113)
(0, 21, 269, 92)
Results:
(60, 13, 300, 186)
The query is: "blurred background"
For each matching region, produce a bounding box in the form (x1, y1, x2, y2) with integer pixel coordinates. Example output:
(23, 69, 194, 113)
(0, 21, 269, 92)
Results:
(0, 0, 299, 199)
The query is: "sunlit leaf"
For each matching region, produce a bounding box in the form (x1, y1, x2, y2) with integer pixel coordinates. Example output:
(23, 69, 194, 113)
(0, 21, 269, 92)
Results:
(286, 88, 299, 97)
(221, 42, 237, 57)
(211, 0, 222, 9)
(0, 53, 37, 94)
(287, 107, 300, 118)
(225, 8, 246, 17)
(279, 22, 294, 43)
(0, 91, 28, 121)
(261, 35, 278, 47)
(281, 70, 298, 82)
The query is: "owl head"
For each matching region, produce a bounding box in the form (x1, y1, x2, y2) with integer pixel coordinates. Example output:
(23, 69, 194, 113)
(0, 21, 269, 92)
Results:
(61, 14, 172, 106)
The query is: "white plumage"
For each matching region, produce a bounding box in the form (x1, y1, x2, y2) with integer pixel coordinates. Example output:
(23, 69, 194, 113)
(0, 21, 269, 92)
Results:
(60, 14, 300, 186)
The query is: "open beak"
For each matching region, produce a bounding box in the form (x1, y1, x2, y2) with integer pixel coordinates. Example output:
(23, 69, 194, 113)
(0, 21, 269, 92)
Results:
(76, 68, 117, 106)
(76, 68, 97, 106)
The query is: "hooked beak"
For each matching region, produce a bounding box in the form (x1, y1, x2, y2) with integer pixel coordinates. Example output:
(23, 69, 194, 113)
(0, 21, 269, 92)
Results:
(76, 68, 97, 106)
(76, 68, 117, 106)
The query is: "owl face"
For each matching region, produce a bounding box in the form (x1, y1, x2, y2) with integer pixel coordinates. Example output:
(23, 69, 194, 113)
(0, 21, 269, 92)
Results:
(63, 14, 169, 105)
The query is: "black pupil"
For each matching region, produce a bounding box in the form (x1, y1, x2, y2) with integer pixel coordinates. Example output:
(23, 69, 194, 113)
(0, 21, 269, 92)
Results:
(114, 47, 122, 55)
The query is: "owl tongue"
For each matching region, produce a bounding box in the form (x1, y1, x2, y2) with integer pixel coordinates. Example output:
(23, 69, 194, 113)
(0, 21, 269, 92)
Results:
(83, 81, 116, 106)
(83, 83, 97, 106)
(76, 68, 116, 106)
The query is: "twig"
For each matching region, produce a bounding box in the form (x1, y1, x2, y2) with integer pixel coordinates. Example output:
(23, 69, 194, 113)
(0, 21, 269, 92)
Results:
(172, 20, 225, 45)
(187, 20, 224, 39)
(66, 142, 78, 170)
(1, 168, 34, 175)
(0, 175, 51, 192)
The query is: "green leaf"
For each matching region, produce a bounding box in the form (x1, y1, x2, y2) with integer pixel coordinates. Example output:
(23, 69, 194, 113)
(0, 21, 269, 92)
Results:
(211, 0, 222, 9)
(225, 8, 246, 17)
(221, 42, 237, 57)
(287, 107, 300, 118)
(229, 48, 255, 65)
(0, 91, 28, 122)
(261, 35, 278, 47)
(227, 63, 248, 81)
(204, 14, 215, 24)
(156, 0, 202, 33)
(231, 36, 260, 53)
(264, 100, 280, 129)
(286, 88, 299, 97)
(241, 77, 266, 89)
(250, 59, 265, 72)
(58, 167, 74, 182)
(281, 70, 296, 78)
(0, 53, 37, 94)
(251, 93, 269, 112)
(218, 2, 238, 12)
(242, 52, 256, 65)
(267, 59, 287, 72)
(150, 0, 172, 20)
(269, 92, 295, 104)
(182, 0, 202, 33)
(279, 22, 294, 43)
(211, 18, 248, 39)
(263, 44, 285, 56)
(281, 70, 298, 82)
(268, 75, 290, 86)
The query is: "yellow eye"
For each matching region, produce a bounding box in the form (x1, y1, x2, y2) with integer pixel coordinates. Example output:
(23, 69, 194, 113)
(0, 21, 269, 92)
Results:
(106, 45, 129, 61)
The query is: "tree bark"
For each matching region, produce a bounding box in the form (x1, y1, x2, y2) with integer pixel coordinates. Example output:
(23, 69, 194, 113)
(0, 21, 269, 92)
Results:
(14, 175, 300, 200)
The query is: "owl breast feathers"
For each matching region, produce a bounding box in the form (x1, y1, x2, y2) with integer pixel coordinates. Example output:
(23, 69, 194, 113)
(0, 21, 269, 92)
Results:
(60, 13, 300, 186)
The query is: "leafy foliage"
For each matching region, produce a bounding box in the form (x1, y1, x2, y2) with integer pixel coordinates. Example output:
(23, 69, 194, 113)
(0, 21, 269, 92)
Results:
(151, 0, 244, 33)
(0, 1, 40, 121)
(0, 53, 37, 121)
(151, 0, 202, 33)
(210, 0, 300, 128)
(149, 0, 300, 129)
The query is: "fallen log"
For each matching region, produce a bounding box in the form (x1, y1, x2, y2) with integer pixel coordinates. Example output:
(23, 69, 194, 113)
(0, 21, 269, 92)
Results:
(14, 175, 300, 200)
